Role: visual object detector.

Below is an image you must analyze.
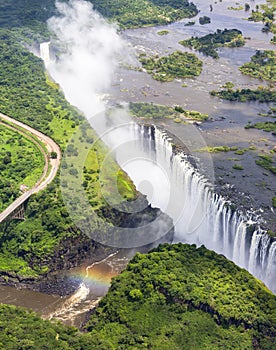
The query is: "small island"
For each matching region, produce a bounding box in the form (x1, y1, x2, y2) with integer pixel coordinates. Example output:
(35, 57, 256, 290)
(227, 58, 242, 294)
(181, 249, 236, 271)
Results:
(199, 15, 211, 25)
(139, 50, 203, 81)
(129, 102, 208, 122)
(248, 1, 276, 42)
(157, 30, 169, 36)
(240, 50, 276, 82)
(179, 29, 245, 59)
(210, 86, 276, 102)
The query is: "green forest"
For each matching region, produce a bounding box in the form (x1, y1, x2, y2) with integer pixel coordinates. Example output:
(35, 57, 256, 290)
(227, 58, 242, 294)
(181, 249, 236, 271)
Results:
(0, 1, 275, 349)
(179, 29, 245, 59)
(139, 51, 203, 82)
(0, 0, 198, 30)
(0, 28, 137, 278)
(0, 123, 44, 211)
(248, 0, 276, 42)
(240, 50, 276, 82)
(210, 86, 276, 102)
(91, 0, 198, 28)
(0, 244, 275, 349)
(0, 29, 80, 138)
(129, 102, 208, 122)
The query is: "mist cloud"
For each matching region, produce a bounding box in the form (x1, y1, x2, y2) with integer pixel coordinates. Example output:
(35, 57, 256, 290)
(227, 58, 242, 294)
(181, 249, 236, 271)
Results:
(47, 0, 129, 117)
(46, 0, 176, 248)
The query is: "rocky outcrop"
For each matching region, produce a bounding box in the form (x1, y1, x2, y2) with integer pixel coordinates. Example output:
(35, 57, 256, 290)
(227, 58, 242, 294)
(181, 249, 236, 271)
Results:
(0, 201, 174, 296)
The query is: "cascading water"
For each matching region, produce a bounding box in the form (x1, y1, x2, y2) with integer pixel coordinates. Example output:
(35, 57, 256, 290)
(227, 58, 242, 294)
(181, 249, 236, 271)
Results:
(155, 126, 275, 293)
(35, 38, 276, 291)
(99, 121, 275, 293)
(39, 8, 275, 294)
(39, 42, 51, 67)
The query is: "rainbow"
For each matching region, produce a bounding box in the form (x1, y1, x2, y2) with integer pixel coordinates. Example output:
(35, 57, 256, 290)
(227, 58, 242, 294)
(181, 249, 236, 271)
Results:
(68, 262, 119, 293)
(67, 252, 123, 294)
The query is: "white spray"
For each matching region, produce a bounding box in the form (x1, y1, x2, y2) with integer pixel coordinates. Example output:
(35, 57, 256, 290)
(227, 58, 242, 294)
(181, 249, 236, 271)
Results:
(39, 42, 51, 66)
(46, 0, 130, 117)
(40, 0, 275, 294)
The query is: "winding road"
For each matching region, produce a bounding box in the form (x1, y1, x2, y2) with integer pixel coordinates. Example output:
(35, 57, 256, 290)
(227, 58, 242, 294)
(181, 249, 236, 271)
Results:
(0, 112, 61, 223)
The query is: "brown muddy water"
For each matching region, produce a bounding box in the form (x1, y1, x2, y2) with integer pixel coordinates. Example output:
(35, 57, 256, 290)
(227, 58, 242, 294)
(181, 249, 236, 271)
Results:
(1, 0, 275, 327)
(0, 250, 137, 328)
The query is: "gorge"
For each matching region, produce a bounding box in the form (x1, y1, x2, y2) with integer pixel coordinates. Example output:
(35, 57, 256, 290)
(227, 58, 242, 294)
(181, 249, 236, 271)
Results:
(38, 0, 275, 296)
(80, 109, 276, 293)
(0, 0, 275, 339)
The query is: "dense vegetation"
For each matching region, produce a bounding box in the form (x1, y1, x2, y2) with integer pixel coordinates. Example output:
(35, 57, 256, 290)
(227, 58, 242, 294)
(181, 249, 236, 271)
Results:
(86, 244, 276, 349)
(240, 50, 276, 82)
(210, 86, 276, 102)
(255, 154, 276, 175)
(179, 29, 245, 59)
(0, 0, 198, 30)
(198, 16, 211, 25)
(0, 29, 136, 278)
(248, 0, 276, 42)
(0, 304, 92, 350)
(129, 102, 208, 122)
(90, 0, 198, 28)
(139, 51, 203, 82)
(129, 102, 177, 120)
(0, 30, 80, 139)
(0, 244, 275, 349)
(0, 0, 55, 30)
(245, 121, 276, 133)
(198, 145, 239, 153)
(0, 123, 44, 211)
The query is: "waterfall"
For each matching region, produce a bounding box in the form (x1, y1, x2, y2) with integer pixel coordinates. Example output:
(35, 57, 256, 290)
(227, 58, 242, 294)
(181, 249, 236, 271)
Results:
(102, 122, 275, 293)
(40, 42, 51, 67)
(265, 242, 276, 291)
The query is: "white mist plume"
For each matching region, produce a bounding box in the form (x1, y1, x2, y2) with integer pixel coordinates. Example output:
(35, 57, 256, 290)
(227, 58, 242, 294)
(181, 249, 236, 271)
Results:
(47, 0, 129, 116)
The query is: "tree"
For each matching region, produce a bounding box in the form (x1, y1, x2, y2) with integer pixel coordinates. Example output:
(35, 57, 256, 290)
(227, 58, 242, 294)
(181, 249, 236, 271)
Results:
(50, 151, 57, 159)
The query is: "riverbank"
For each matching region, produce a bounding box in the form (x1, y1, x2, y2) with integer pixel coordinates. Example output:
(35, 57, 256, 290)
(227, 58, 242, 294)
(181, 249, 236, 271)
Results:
(0, 243, 274, 349)
(105, 0, 276, 232)
(147, 117, 276, 233)
(0, 0, 275, 328)
(0, 201, 174, 295)
(0, 232, 112, 295)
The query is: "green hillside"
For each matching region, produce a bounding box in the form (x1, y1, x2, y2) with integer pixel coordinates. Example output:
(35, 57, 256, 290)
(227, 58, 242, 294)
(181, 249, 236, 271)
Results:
(86, 244, 276, 349)
(0, 0, 198, 30)
(0, 29, 137, 279)
(0, 244, 275, 349)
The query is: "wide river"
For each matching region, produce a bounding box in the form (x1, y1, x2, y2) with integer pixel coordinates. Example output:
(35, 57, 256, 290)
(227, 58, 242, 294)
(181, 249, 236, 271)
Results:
(0, 0, 275, 327)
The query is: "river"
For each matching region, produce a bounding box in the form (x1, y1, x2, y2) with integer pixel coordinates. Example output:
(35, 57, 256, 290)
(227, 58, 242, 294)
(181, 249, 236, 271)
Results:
(109, 0, 276, 211)
(1, 0, 275, 327)
(0, 250, 141, 327)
